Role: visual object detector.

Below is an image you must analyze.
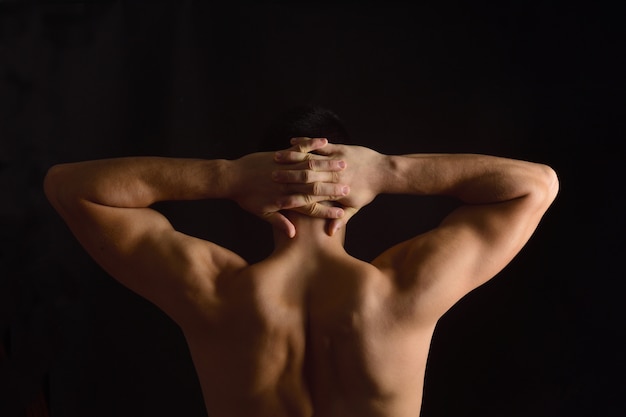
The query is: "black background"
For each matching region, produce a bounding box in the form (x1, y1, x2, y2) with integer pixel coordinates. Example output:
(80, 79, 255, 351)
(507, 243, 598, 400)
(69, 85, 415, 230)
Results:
(1, 1, 624, 416)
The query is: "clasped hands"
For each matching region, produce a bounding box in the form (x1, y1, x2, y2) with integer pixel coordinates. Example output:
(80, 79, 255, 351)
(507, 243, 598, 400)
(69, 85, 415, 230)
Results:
(231, 137, 382, 237)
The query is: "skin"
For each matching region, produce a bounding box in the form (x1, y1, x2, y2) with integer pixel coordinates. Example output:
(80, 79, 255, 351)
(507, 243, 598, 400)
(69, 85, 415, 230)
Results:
(44, 138, 558, 417)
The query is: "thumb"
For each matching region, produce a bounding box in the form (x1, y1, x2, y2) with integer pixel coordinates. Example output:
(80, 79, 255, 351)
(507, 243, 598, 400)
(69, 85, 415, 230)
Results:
(326, 207, 358, 236)
(266, 212, 297, 238)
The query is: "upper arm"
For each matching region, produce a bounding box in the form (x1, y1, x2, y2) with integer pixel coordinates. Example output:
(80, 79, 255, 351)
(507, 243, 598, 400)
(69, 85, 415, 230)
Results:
(374, 186, 557, 325)
(55, 199, 246, 325)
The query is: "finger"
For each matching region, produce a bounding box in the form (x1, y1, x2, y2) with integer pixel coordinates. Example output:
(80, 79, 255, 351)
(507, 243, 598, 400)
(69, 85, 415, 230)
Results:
(277, 194, 345, 211)
(274, 151, 337, 164)
(289, 136, 309, 144)
(292, 203, 345, 219)
(289, 136, 324, 146)
(272, 169, 341, 184)
(326, 207, 358, 236)
(307, 143, 341, 156)
(265, 212, 296, 238)
(288, 137, 328, 153)
(306, 158, 346, 171)
(279, 182, 349, 197)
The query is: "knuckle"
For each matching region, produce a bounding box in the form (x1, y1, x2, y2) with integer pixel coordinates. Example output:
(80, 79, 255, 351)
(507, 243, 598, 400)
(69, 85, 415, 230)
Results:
(308, 204, 322, 216)
(291, 150, 309, 162)
(312, 182, 322, 196)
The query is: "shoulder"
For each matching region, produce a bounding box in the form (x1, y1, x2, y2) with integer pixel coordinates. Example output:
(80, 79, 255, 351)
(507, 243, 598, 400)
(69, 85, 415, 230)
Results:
(130, 234, 249, 327)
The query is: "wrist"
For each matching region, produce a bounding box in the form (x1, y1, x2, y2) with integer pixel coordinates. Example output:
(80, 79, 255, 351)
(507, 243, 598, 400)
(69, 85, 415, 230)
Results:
(214, 159, 239, 200)
(377, 154, 403, 194)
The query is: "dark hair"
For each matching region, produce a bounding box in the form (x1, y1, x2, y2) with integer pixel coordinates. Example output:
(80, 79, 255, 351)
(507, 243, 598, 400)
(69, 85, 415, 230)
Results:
(258, 105, 350, 152)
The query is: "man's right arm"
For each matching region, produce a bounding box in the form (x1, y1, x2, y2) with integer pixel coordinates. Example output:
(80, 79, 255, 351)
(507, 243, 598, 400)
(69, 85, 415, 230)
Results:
(43, 143, 348, 325)
(275, 142, 559, 325)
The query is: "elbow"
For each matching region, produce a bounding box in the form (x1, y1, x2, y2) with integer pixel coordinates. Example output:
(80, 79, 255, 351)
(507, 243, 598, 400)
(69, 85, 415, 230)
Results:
(530, 164, 559, 207)
(43, 163, 74, 210)
(541, 164, 559, 202)
(43, 164, 61, 201)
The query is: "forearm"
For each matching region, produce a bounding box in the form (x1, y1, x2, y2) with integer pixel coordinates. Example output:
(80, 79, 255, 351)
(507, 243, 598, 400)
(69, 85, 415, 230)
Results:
(44, 157, 233, 210)
(381, 153, 558, 204)
(272, 139, 559, 235)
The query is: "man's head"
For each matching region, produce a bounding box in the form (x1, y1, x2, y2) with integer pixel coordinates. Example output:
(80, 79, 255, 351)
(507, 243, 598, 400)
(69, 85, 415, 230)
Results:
(260, 106, 351, 242)
(259, 105, 350, 152)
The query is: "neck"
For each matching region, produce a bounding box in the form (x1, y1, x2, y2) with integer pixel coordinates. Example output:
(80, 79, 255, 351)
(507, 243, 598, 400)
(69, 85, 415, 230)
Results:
(272, 211, 346, 256)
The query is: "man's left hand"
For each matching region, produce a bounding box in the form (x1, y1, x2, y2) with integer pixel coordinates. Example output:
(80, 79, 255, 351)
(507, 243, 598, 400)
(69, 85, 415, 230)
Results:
(230, 138, 349, 237)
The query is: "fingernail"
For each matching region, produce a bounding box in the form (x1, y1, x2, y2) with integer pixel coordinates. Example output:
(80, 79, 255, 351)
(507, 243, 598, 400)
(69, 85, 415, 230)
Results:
(335, 208, 344, 218)
(272, 171, 280, 180)
(342, 186, 349, 195)
(338, 161, 346, 169)
(290, 138, 297, 144)
(274, 152, 282, 160)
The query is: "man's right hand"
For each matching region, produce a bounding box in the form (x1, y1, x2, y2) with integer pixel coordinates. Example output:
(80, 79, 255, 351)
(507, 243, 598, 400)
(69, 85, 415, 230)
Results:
(272, 138, 389, 235)
(230, 138, 352, 238)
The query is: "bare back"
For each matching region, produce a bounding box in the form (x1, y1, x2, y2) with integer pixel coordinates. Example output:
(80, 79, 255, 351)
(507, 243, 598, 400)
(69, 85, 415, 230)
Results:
(306, 254, 434, 417)
(182, 248, 434, 417)
(44, 140, 558, 417)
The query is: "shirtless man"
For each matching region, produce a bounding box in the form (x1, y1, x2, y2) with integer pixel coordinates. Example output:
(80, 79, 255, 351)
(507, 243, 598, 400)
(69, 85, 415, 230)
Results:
(44, 115, 558, 416)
